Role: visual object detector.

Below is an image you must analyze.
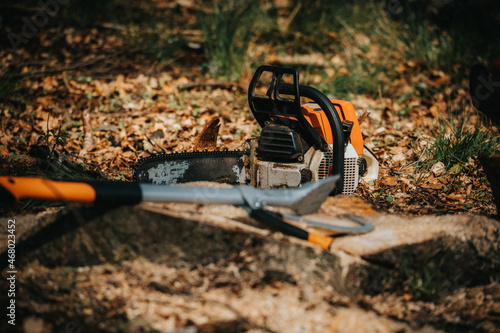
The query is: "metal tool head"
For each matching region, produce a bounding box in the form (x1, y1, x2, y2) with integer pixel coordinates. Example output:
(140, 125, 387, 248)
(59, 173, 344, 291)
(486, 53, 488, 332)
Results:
(287, 175, 340, 214)
(238, 175, 340, 215)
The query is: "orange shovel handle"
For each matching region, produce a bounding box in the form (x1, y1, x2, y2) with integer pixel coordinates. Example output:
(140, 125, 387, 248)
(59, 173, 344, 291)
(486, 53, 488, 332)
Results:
(0, 177, 95, 203)
(0, 176, 142, 206)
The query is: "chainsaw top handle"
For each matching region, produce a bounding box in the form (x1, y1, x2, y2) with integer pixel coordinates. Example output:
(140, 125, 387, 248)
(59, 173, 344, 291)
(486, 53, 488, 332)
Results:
(248, 66, 326, 150)
(248, 65, 344, 195)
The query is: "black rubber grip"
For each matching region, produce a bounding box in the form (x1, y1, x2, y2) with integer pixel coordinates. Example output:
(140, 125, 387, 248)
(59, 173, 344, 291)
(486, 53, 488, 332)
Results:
(250, 209, 309, 241)
(279, 83, 345, 195)
(87, 181, 142, 206)
(0, 182, 16, 207)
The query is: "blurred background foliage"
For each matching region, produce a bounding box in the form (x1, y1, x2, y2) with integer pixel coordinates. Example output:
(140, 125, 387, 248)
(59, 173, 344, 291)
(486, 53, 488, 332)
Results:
(2, 0, 499, 88)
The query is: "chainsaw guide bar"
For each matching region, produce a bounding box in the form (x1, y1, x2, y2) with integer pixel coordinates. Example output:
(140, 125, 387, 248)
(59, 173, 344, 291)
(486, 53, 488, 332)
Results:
(133, 149, 249, 185)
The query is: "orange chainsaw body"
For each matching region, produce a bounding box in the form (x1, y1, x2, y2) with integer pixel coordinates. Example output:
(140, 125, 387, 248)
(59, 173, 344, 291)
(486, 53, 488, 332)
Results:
(302, 100, 363, 155)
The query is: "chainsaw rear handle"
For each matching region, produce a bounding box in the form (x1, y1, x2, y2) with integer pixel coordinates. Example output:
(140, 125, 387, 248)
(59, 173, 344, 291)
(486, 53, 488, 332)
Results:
(0, 177, 142, 206)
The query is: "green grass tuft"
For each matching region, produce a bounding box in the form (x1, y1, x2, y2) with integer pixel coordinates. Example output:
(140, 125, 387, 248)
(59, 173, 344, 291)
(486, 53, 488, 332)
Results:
(416, 114, 499, 173)
(198, 0, 257, 80)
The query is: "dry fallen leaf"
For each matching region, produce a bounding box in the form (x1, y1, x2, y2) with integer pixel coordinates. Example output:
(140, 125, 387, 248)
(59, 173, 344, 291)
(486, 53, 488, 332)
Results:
(431, 161, 446, 176)
(382, 177, 398, 186)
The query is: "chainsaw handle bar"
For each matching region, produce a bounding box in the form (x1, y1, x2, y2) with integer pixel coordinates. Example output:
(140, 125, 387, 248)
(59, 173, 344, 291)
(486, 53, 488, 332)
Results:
(278, 82, 345, 194)
(248, 65, 326, 150)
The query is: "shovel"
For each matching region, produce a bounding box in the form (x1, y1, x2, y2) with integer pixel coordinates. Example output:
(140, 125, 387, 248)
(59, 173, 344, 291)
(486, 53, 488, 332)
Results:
(0, 175, 372, 250)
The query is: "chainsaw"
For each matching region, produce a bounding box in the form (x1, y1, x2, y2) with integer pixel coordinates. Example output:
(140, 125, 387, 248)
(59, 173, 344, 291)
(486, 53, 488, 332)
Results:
(133, 65, 379, 195)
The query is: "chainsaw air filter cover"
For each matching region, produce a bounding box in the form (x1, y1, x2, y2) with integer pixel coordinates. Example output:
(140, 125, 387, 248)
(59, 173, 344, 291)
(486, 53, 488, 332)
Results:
(257, 124, 310, 161)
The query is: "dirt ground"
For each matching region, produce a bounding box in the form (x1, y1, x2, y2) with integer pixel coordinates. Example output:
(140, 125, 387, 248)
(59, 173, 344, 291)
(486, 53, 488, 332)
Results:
(1, 197, 499, 333)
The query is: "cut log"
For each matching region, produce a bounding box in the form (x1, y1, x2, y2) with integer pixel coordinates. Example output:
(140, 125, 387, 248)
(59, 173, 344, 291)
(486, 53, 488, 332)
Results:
(0, 199, 499, 332)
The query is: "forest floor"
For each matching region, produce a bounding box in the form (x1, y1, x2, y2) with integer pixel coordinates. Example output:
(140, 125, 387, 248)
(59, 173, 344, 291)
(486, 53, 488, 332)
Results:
(1, 1, 498, 217)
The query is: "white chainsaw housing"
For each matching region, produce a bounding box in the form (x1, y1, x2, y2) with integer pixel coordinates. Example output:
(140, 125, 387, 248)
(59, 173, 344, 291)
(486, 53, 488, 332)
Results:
(252, 143, 378, 195)
(317, 143, 361, 195)
(254, 147, 324, 188)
